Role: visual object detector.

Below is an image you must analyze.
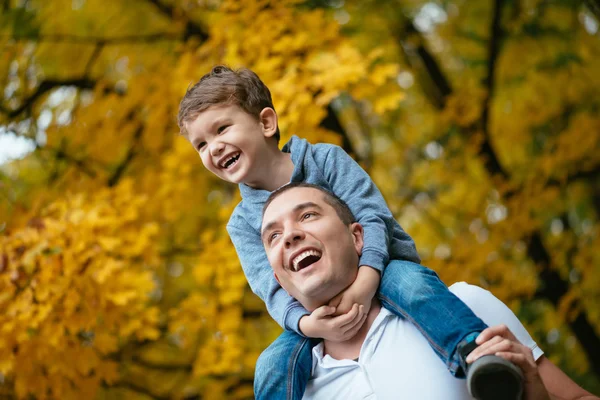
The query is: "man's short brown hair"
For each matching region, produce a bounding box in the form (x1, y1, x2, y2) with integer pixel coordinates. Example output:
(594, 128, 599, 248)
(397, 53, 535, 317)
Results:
(177, 65, 280, 141)
(263, 183, 356, 226)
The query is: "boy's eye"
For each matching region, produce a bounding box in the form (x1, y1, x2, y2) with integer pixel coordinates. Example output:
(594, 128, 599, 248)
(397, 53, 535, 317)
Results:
(217, 125, 229, 134)
(197, 142, 207, 151)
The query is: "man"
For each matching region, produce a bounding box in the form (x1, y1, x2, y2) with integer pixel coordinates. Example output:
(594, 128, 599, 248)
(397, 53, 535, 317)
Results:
(259, 182, 599, 400)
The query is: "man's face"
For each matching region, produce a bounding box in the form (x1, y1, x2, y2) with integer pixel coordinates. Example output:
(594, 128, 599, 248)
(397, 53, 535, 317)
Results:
(186, 104, 274, 186)
(261, 187, 363, 311)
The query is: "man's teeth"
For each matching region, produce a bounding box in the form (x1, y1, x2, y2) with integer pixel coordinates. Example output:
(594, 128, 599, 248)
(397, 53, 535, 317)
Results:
(220, 153, 240, 168)
(292, 250, 321, 271)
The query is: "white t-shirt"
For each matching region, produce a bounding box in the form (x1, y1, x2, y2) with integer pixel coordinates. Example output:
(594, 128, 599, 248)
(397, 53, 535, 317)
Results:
(303, 282, 543, 400)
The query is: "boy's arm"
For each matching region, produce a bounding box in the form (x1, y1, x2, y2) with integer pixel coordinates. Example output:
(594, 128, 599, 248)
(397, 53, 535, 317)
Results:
(320, 145, 420, 315)
(227, 222, 309, 334)
(322, 145, 420, 272)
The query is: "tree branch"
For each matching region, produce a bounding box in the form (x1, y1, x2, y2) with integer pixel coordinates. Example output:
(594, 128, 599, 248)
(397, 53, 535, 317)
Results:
(107, 124, 143, 187)
(1, 33, 183, 44)
(530, 231, 600, 377)
(106, 382, 170, 400)
(44, 146, 99, 178)
(584, 0, 600, 21)
(479, 0, 509, 179)
(129, 357, 192, 372)
(503, 164, 600, 199)
(395, 5, 600, 377)
(145, 0, 209, 42)
(0, 78, 96, 118)
(84, 43, 103, 76)
(397, 20, 452, 110)
(319, 103, 361, 162)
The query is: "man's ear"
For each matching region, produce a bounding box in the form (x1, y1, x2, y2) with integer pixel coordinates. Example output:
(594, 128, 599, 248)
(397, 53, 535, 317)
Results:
(350, 222, 364, 256)
(259, 107, 278, 138)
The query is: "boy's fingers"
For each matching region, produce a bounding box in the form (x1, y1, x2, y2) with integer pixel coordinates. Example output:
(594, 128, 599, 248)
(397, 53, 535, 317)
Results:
(328, 292, 343, 309)
(343, 311, 368, 338)
(312, 305, 336, 319)
(341, 307, 366, 336)
(336, 298, 354, 315)
(339, 305, 363, 330)
(332, 304, 359, 327)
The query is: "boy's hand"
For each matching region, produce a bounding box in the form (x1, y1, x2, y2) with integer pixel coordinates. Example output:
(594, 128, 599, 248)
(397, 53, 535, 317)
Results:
(328, 266, 380, 317)
(299, 303, 367, 342)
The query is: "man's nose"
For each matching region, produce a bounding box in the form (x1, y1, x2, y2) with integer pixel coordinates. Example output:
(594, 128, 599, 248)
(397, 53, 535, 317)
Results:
(210, 140, 225, 156)
(284, 228, 305, 248)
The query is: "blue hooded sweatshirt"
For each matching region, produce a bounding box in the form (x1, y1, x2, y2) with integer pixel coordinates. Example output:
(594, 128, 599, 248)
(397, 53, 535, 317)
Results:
(226, 135, 420, 334)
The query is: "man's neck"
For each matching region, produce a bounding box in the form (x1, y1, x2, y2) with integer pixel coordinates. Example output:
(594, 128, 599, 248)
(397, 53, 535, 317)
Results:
(323, 298, 382, 361)
(245, 149, 294, 192)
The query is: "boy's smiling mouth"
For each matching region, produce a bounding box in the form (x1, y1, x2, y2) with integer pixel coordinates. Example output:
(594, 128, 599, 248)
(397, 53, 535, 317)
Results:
(219, 152, 241, 169)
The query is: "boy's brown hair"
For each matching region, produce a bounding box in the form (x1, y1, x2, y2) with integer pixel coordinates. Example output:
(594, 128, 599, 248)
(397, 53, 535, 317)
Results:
(177, 65, 280, 142)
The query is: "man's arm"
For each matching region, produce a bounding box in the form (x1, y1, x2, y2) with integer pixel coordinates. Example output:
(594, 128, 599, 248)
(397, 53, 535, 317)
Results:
(536, 357, 599, 400)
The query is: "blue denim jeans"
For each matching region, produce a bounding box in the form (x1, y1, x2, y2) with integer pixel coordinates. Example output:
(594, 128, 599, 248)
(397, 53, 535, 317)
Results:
(254, 260, 488, 400)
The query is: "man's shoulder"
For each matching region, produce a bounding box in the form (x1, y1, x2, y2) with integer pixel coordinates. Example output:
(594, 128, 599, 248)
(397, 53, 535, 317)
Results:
(449, 281, 495, 301)
(449, 281, 485, 295)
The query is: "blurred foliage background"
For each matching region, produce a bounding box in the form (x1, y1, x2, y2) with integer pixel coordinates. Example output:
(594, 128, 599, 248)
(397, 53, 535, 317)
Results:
(1, 0, 599, 398)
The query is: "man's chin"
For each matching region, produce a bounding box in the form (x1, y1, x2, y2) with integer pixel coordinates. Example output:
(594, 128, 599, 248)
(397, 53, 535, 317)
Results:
(296, 282, 332, 307)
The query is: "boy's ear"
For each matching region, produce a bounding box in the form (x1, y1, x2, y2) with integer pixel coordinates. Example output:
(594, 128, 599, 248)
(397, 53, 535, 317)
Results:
(259, 107, 278, 139)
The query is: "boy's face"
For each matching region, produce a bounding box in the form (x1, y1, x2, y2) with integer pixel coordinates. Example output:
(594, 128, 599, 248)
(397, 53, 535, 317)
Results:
(186, 104, 276, 185)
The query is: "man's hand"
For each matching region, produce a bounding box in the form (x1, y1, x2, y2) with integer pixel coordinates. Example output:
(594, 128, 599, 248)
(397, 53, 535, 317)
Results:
(467, 325, 550, 400)
(328, 265, 380, 317)
(299, 303, 367, 342)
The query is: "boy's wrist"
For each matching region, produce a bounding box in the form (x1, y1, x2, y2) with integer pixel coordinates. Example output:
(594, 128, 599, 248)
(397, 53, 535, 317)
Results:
(299, 315, 315, 337)
(357, 265, 381, 289)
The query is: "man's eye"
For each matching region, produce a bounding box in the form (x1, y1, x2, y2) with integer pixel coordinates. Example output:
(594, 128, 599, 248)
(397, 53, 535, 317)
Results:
(302, 212, 315, 220)
(269, 232, 280, 242)
(217, 125, 229, 134)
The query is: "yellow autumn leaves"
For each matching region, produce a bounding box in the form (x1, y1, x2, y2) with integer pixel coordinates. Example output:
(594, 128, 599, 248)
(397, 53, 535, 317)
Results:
(1, 180, 160, 399)
(2, 0, 600, 398)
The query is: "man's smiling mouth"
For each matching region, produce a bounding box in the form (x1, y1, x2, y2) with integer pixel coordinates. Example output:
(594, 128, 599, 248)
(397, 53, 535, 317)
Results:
(291, 249, 322, 272)
(219, 152, 240, 169)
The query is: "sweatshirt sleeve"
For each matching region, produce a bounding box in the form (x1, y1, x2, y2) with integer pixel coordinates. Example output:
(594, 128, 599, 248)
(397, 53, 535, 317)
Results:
(227, 217, 310, 335)
(323, 145, 400, 273)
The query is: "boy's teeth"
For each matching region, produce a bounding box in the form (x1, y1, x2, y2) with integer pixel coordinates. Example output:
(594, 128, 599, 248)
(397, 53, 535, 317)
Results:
(221, 153, 240, 168)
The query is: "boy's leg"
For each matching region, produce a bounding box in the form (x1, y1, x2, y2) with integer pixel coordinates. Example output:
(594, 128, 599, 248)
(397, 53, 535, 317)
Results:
(378, 259, 487, 375)
(254, 330, 316, 400)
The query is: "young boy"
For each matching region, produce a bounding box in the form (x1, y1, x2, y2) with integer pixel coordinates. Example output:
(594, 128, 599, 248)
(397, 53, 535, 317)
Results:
(177, 66, 524, 400)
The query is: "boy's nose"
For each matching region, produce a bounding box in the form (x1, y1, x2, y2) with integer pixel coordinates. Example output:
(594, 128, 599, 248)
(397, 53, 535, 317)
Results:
(210, 141, 225, 156)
